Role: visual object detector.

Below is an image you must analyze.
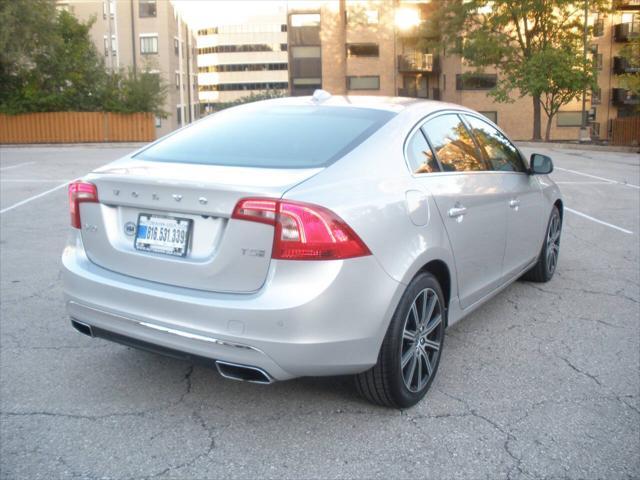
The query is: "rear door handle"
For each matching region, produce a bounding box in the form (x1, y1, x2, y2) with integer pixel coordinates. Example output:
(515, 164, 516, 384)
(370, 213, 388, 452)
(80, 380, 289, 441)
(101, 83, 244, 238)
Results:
(509, 199, 521, 209)
(448, 206, 467, 218)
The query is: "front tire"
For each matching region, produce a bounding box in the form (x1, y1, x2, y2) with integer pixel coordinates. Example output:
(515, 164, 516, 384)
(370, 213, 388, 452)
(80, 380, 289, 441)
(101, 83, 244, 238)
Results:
(522, 206, 562, 283)
(355, 272, 445, 408)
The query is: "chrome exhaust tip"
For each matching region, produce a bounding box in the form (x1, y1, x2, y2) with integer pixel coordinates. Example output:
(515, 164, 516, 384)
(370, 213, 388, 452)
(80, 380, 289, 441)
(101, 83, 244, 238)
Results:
(215, 360, 273, 385)
(71, 319, 94, 337)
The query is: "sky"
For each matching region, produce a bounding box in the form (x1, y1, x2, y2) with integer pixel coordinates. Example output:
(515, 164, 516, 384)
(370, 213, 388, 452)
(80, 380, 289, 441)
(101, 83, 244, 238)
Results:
(171, 0, 290, 29)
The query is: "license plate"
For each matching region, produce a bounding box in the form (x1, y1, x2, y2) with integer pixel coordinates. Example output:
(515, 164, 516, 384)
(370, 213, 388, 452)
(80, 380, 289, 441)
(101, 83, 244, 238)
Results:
(134, 214, 192, 257)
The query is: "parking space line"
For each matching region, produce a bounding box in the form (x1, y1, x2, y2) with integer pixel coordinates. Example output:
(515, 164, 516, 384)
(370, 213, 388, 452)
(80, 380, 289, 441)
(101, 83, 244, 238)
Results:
(555, 181, 611, 185)
(0, 180, 73, 215)
(565, 207, 633, 235)
(0, 161, 36, 171)
(556, 167, 640, 189)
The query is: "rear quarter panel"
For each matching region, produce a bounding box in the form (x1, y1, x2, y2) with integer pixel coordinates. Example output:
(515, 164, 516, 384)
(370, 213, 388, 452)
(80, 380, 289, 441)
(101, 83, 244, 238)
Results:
(283, 109, 459, 304)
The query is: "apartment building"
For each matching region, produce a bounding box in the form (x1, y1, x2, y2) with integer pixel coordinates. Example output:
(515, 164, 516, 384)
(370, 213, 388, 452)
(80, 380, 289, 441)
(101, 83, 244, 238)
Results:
(196, 9, 289, 112)
(57, 0, 199, 137)
(287, 0, 639, 141)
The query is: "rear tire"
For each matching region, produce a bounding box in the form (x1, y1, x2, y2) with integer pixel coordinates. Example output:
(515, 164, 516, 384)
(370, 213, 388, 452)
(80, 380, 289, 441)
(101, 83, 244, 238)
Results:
(521, 206, 561, 283)
(355, 272, 445, 408)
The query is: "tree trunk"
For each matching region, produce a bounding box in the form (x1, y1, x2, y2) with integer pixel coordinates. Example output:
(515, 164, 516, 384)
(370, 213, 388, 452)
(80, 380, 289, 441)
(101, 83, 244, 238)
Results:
(545, 114, 553, 142)
(532, 95, 542, 141)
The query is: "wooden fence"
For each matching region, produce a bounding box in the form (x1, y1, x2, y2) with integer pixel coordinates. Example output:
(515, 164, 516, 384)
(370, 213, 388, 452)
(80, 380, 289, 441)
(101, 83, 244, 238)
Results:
(0, 112, 155, 144)
(610, 116, 640, 146)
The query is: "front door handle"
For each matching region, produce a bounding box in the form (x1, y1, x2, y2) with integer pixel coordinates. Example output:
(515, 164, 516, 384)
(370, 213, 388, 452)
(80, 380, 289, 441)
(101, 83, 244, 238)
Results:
(509, 199, 521, 210)
(448, 206, 467, 218)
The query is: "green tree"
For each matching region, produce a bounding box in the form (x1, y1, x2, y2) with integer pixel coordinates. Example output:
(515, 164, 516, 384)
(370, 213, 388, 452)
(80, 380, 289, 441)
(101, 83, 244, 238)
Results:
(0, 2, 167, 116)
(420, 0, 605, 140)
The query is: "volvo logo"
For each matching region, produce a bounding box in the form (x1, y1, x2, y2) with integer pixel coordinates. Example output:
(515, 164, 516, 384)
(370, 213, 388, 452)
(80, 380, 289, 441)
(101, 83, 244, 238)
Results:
(172, 194, 183, 202)
(124, 222, 136, 236)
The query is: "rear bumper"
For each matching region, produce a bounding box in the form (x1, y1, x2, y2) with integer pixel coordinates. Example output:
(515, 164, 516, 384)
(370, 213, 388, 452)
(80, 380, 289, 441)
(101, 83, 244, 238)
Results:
(62, 232, 403, 380)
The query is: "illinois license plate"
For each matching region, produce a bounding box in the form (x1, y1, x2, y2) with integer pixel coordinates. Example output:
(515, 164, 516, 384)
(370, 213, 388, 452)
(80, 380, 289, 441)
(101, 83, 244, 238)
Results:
(134, 214, 192, 257)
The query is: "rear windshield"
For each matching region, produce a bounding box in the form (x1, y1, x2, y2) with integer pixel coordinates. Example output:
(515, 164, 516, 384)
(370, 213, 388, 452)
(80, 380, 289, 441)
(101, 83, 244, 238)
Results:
(135, 105, 395, 169)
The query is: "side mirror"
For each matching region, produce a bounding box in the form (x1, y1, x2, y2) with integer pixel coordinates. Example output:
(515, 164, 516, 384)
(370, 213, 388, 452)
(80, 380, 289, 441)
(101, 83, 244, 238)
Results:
(530, 153, 553, 175)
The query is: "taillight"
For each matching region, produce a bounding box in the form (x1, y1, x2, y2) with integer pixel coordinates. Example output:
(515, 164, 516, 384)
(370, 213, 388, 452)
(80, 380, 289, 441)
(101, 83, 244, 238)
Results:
(68, 181, 98, 229)
(232, 198, 371, 260)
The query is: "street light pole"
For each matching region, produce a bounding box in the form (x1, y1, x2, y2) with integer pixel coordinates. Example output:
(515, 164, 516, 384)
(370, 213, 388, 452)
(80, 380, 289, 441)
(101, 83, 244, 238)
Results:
(579, 0, 591, 142)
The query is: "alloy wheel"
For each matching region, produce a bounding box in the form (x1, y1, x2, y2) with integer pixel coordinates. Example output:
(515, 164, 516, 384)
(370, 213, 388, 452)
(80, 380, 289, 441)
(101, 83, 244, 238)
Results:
(546, 213, 561, 274)
(400, 288, 443, 392)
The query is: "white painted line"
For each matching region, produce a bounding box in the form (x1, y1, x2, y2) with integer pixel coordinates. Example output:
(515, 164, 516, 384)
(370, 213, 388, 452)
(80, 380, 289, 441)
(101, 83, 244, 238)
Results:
(556, 167, 640, 189)
(556, 181, 611, 185)
(565, 207, 633, 235)
(0, 180, 73, 215)
(0, 161, 36, 171)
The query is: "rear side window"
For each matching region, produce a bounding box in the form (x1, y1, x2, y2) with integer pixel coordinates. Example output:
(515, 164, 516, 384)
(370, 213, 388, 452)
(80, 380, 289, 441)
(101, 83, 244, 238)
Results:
(406, 130, 440, 174)
(135, 105, 395, 169)
(464, 115, 526, 173)
(422, 114, 488, 172)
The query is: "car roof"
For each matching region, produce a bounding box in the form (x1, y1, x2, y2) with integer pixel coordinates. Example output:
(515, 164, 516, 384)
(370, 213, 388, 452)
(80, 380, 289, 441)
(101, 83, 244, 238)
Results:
(253, 94, 471, 115)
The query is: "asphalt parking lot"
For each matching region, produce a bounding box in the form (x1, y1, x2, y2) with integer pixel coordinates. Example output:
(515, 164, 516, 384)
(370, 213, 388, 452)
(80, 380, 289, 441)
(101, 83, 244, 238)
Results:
(1, 143, 638, 479)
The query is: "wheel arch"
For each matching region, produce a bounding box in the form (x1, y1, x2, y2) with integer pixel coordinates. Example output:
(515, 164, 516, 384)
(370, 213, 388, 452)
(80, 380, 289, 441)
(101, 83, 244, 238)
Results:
(415, 259, 451, 323)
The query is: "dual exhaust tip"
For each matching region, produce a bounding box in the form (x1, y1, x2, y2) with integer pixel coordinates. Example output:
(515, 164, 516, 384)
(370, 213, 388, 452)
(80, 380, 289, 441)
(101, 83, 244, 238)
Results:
(71, 319, 273, 385)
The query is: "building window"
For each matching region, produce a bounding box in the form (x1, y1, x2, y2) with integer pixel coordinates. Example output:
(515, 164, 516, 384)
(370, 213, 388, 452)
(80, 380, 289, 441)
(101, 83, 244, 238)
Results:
(103, 35, 116, 56)
(174, 38, 179, 56)
(200, 82, 289, 92)
(102, 0, 115, 18)
(347, 76, 380, 90)
(593, 16, 604, 37)
(346, 43, 379, 58)
(556, 111, 585, 127)
(155, 116, 162, 128)
(290, 13, 320, 27)
(139, 0, 156, 18)
(455, 73, 497, 90)
(594, 53, 603, 70)
(281, 24, 287, 32)
(140, 35, 158, 54)
(175, 72, 180, 90)
(198, 63, 288, 73)
(347, 8, 379, 26)
(478, 111, 498, 124)
(198, 44, 286, 54)
(591, 87, 601, 105)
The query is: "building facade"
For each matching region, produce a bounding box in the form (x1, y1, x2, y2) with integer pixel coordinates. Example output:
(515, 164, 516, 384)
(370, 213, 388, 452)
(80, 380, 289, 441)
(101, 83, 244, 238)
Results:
(287, 0, 639, 141)
(57, 0, 199, 137)
(196, 9, 289, 112)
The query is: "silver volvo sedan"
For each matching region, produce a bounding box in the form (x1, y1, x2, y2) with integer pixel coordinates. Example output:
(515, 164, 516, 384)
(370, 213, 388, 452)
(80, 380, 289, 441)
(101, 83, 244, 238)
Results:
(62, 93, 562, 408)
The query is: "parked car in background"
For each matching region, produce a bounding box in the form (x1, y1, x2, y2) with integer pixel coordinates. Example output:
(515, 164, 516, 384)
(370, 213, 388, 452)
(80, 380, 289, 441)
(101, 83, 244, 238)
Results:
(62, 92, 562, 408)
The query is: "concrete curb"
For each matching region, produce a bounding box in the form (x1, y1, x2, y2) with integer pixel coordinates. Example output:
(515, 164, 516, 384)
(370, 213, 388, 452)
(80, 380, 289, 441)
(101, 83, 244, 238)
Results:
(516, 141, 639, 154)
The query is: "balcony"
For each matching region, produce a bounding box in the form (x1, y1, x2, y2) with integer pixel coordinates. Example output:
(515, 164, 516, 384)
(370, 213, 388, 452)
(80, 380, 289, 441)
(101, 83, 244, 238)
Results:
(613, 0, 640, 10)
(398, 53, 440, 73)
(613, 56, 640, 74)
(614, 22, 640, 42)
(612, 88, 640, 106)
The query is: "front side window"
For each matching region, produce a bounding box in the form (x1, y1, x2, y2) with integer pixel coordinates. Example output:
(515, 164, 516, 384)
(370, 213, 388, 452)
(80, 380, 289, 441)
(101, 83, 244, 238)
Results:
(422, 114, 487, 172)
(407, 130, 440, 174)
(139, 0, 156, 17)
(464, 115, 526, 173)
(135, 106, 396, 169)
(140, 35, 158, 54)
